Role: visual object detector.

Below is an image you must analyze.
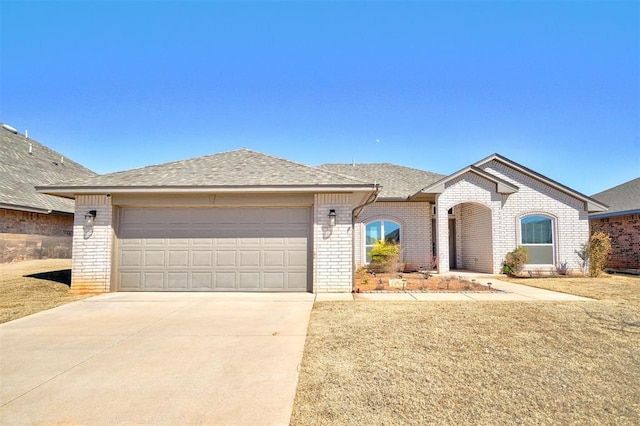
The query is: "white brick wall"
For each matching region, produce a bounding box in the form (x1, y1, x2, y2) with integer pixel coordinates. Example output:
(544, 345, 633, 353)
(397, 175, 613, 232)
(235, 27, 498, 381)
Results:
(435, 162, 589, 274)
(71, 195, 113, 293)
(354, 201, 431, 270)
(460, 202, 493, 273)
(313, 193, 353, 292)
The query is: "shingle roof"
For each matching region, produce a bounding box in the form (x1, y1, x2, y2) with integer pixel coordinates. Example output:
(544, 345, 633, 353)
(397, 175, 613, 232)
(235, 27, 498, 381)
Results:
(39, 149, 373, 194)
(319, 163, 445, 199)
(591, 177, 640, 217)
(0, 124, 96, 213)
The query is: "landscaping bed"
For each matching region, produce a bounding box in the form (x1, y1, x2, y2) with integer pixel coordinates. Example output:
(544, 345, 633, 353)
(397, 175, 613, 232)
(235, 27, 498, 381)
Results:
(355, 271, 497, 292)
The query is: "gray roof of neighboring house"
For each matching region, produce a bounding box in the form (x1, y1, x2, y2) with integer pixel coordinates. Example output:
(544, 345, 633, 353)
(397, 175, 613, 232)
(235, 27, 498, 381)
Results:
(319, 163, 445, 199)
(590, 177, 640, 218)
(38, 149, 374, 196)
(0, 124, 96, 214)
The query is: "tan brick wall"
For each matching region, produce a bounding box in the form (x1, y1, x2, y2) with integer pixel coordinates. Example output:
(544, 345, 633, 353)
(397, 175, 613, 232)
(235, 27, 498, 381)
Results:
(313, 193, 353, 292)
(590, 214, 640, 270)
(0, 208, 73, 263)
(71, 195, 113, 293)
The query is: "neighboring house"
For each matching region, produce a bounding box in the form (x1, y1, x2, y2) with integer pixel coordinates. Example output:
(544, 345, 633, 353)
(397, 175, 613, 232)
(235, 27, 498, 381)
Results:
(37, 149, 606, 293)
(0, 123, 96, 263)
(590, 178, 640, 272)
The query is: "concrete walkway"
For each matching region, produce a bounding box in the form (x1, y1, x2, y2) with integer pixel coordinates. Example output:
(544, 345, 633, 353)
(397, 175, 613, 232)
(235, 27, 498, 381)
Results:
(316, 274, 594, 302)
(0, 292, 314, 425)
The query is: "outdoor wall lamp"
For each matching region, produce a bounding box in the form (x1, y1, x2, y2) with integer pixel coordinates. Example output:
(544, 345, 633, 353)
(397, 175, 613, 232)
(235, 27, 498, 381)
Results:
(84, 210, 97, 226)
(328, 209, 336, 227)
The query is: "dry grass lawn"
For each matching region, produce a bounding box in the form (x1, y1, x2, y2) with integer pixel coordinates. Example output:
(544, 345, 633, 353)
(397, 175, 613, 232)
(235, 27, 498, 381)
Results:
(0, 259, 91, 324)
(292, 275, 640, 425)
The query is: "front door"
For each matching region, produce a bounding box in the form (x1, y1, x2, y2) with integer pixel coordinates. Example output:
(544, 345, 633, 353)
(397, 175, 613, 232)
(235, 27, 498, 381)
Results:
(449, 218, 457, 269)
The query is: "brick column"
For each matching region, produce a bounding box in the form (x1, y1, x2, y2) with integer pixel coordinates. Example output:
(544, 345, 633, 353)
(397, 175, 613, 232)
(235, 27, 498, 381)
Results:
(71, 195, 113, 293)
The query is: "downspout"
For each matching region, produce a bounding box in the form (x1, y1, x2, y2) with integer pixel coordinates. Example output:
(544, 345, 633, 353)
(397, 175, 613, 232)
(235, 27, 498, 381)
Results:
(351, 184, 380, 292)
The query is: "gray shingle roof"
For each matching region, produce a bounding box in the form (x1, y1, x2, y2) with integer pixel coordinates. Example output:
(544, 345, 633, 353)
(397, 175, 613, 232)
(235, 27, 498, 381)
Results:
(319, 163, 445, 199)
(39, 149, 373, 191)
(0, 124, 96, 213)
(591, 177, 640, 217)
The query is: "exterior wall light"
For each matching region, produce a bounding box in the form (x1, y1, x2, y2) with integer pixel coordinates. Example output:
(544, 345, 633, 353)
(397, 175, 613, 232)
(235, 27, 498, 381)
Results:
(328, 209, 337, 227)
(84, 210, 97, 226)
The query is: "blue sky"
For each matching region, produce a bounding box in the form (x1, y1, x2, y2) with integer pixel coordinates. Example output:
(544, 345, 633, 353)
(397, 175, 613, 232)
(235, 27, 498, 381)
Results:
(1, 0, 638, 195)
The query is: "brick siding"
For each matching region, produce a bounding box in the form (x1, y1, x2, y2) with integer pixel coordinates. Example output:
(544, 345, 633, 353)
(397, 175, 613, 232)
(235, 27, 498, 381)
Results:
(313, 193, 353, 292)
(70, 195, 113, 293)
(590, 214, 640, 270)
(0, 208, 73, 263)
(354, 201, 431, 271)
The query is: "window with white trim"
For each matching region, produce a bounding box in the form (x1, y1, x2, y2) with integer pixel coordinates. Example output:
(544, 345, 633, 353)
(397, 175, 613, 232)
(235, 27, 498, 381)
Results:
(521, 215, 554, 264)
(365, 220, 400, 263)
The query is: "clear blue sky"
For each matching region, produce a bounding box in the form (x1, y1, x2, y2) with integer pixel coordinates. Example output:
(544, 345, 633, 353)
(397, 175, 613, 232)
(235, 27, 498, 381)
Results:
(1, 0, 638, 195)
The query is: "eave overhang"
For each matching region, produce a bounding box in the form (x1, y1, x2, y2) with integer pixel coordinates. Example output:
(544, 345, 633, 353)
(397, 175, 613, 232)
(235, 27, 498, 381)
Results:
(36, 184, 379, 200)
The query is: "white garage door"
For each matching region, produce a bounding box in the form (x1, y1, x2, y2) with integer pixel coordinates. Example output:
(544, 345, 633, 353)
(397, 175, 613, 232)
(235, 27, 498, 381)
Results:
(117, 207, 310, 292)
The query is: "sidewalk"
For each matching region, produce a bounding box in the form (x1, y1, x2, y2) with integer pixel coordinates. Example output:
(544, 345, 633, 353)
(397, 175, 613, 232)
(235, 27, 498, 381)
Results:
(315, 274, 593, 302)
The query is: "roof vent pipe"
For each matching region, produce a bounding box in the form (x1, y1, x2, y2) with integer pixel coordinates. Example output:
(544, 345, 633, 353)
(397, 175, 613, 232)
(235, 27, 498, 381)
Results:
(25, 130, 28, 139)
(28, 143, 33, 154)
(60, 156, 64, 164)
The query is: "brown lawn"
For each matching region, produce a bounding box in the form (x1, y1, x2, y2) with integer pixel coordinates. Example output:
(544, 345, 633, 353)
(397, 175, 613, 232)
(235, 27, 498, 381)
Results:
(0, 259, 91, 324)
(291, 274, 640, 425)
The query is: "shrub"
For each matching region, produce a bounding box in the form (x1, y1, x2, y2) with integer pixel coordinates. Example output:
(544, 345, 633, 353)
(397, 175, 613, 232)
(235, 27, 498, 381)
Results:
(369, 240, 401, 273)
(575, 242, 589, 275)
(501, 246, 529, 276)
(588, 232, 612, 277)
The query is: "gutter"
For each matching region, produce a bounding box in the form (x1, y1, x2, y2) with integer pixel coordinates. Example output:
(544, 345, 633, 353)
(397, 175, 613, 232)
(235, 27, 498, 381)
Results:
(351, 184, 380, 292)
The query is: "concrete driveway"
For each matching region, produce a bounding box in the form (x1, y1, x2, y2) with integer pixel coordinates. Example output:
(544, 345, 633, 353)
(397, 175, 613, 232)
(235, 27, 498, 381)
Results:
(0, 292, 314, 425)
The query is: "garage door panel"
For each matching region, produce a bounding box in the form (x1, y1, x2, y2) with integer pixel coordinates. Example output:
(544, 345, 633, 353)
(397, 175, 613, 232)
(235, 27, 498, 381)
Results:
(288, 250, 307, 267)
(143, 273, 165, 289)
(192, 251, 213, 267)
(192, 273, 213, 289)
(168, 251, 189, 267)
(239, 273, 260, 289)
(215, 273, 236, 289)
(264, 273, 285, 289)
(120, 272, 141, 289)
(216, 251, 236, 267)
(144, 251, 165, 267)
(240, 251, 260, 267)
(118, 207, 309, 292)
(167, 272, 188, 289)
(120, 251, 142, 267)
(288, 273, 307, 290)
(264, 251, 285, 267)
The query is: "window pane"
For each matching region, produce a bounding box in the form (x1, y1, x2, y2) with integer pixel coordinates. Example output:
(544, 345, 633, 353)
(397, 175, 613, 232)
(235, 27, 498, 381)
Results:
(366, 221, 381, 245)
(524, 245, 553, 264)
(384, 221, 400, 243)
(521, 216, 552, 244)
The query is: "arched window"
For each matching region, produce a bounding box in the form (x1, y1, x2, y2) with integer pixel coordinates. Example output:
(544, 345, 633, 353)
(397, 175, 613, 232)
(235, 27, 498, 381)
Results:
(521, 215, 554, 264)
(365, 220, 400, 263)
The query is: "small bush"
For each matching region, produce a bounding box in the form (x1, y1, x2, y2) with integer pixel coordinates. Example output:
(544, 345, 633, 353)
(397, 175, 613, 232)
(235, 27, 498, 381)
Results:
(502, 246, 529, 276)
(575, 243, 589, 275)
(369, 240, 402, 273)
(588, 232, 612, 277)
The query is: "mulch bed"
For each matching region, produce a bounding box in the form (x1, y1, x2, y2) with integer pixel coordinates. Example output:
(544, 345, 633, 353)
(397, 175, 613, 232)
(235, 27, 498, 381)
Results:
(355, 271, 497, 292)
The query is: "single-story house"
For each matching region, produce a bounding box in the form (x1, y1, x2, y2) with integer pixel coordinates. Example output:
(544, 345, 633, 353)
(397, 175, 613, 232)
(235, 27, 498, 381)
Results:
(0, 123, 96, 263)
(37, 149, 607, 293)
(590, 177, 640, 272)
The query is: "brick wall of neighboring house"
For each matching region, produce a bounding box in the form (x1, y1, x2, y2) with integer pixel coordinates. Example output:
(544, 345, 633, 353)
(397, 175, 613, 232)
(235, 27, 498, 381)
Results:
(354, 201, 431, 271)
(70, 195, 113, 293)
(590, 213, 640, 270)
(0, 208, 74, 263)
(313, 193, 353, 292)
